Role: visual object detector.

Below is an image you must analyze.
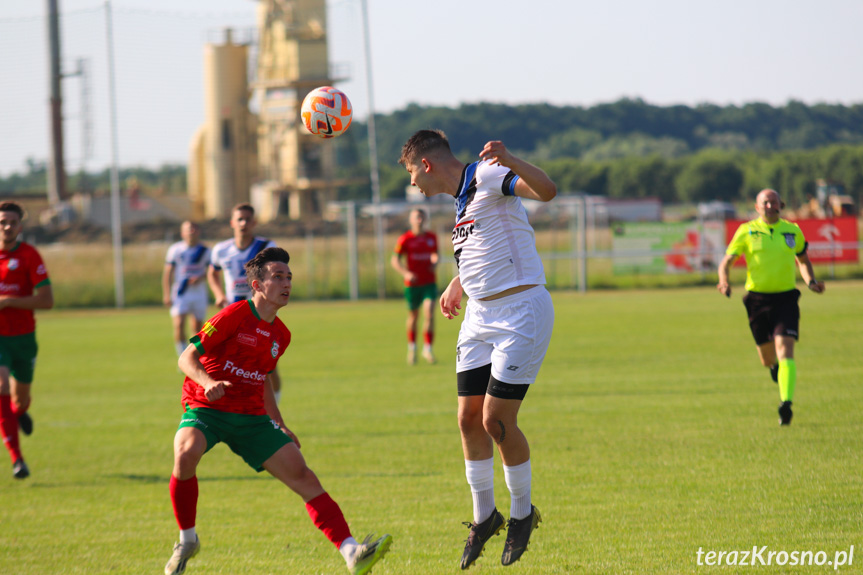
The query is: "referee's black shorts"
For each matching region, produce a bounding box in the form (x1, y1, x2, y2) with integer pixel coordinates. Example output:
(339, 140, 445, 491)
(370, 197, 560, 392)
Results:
(742, 289, 801, 345)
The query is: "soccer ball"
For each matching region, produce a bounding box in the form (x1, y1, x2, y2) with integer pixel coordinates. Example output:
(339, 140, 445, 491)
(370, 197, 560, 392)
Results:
(300, 86, 353, 138)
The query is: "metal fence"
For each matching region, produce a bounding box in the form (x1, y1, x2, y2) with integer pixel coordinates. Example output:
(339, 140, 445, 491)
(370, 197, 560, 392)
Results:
(294, 198, 863, 301)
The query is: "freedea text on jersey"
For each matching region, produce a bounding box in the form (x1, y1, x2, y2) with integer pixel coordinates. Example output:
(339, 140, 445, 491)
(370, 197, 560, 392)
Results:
(222, 360, 267, 385)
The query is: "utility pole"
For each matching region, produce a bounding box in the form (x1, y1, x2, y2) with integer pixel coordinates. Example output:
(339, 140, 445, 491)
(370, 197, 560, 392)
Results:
(46, 0, 67, 205)
(360, 0, 386, 299)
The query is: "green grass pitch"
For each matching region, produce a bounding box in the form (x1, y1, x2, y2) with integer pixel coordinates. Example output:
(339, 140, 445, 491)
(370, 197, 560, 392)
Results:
(1, 282, 862, 574)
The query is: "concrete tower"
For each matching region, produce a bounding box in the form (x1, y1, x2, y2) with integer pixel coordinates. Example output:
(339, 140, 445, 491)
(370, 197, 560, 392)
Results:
(252, 0, 347, 221)
(189, 0, 349, 222)
(188, 29, 257, 220)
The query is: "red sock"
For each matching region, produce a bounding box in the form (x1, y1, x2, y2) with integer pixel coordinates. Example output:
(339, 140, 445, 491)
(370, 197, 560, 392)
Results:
(10, 402, 27, 416)
(0, 395, 22, 463)
(170, 475, 198, 530)
(305, 492, 352, 549)
(424, 331, 434, 345)
(407, 330, 416, 344)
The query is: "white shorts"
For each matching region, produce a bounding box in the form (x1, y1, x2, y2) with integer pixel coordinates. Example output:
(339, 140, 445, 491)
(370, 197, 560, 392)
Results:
(170, 292, 208, 321)
(456, 286, 554, 385)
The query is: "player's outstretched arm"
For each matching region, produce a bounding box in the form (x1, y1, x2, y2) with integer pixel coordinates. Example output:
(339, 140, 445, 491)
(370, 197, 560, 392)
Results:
(479, 140, 557, 202)
(440, 275, 463, 319)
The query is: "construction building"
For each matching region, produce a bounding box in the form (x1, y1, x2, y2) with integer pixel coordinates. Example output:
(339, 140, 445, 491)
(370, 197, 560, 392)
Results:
(188, 0, 353, 222)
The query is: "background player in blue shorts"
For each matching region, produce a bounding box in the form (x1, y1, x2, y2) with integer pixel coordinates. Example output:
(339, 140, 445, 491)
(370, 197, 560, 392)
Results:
(162, 221, 210, 358)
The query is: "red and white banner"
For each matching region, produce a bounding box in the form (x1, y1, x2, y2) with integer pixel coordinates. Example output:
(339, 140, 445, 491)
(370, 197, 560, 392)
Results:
(725, 216, 859, 264)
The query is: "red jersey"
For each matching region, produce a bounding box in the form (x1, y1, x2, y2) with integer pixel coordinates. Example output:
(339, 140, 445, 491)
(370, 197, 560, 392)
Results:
(182, 300, 291, 415)
(394, 231, 438, 287)
(0, 242, 50, 336)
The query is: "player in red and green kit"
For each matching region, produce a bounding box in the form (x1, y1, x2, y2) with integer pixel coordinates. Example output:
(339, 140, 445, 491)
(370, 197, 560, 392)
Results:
(391, 208, 439, 364)
(0, 202, 53, 480)
(165, 247, 391, 575)
(717, 189, 825, 426)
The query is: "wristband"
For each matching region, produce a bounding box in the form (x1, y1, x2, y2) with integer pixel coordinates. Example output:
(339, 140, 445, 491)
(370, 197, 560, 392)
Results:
(808, 279, 817, 288)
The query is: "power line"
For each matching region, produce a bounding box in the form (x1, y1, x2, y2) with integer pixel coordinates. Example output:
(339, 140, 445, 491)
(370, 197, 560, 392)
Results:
(0, 5, 253, 24)
(0, 6, 104, 23)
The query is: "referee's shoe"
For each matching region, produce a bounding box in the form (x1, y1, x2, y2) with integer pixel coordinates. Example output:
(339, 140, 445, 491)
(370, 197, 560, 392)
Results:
(778, 401, 793, 426)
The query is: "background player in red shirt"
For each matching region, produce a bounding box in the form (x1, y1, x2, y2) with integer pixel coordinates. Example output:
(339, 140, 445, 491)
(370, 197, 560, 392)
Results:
(0, 202, 54, 480)
(390, 208, 439, 365)
(165, 247, 391, 575)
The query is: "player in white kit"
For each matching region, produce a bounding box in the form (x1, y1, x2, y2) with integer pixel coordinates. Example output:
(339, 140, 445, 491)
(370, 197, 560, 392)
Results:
(399, 130, 556, 569)
(162, 221, 211, 357)
(207, 204, 282, 402)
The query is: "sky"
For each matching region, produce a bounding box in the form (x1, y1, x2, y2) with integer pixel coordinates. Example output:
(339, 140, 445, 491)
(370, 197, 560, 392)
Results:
(1, 0, 862, 176)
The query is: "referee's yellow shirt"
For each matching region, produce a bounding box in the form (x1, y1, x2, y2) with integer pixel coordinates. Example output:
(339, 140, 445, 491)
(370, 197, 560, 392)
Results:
(726, 218, 807, 293)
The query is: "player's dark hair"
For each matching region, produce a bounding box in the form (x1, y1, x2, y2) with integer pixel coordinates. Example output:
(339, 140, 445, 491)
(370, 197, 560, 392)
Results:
(232, 203, 255, 216)
(245, 247, 290, 286)
(399, 129, 451, 166)
(0, 202, 25, 219)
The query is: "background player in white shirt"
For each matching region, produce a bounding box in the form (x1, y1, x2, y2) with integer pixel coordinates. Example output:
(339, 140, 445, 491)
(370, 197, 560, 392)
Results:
(207, 204, 282, 402)
(399, 130, 556, 569)
(162, 221, 210, 357)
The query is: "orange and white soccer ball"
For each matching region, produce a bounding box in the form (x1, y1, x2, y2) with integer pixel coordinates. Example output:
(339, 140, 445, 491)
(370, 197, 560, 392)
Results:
(300, 86, 353, 138)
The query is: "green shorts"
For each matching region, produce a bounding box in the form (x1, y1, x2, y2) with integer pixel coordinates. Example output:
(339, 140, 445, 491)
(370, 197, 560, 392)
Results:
(0, 333, 38, 384)
(405, 283, 437, 310)
(178, 406, 293, 472)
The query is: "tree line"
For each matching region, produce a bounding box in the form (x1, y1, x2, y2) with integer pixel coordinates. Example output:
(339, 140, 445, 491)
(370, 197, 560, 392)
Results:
(349, 99, 863, 207)
(3, 99, 863, 208)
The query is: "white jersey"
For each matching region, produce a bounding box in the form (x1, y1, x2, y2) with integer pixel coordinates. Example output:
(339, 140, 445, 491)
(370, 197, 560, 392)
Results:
(165, 241, 210, 301)
(452, 161, 546, 299)
(210, 236, 277, 303)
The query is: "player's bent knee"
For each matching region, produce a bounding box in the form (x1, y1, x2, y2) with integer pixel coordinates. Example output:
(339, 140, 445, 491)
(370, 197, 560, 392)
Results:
(173, 430, 206, 472)
(458, 407, 483, 431)
(482, 417, 507, 444)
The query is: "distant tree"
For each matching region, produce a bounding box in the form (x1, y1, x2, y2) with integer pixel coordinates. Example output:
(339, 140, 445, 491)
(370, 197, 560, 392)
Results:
(607, 156, 679, 202)
(675, 152, 744, 202)
(544, 159, 608, 196)
(582, 133, 689, 161)
(531, 128, 603, 161)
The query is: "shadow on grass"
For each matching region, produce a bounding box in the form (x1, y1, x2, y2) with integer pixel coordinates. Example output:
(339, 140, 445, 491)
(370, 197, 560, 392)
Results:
(109, 471, 441, 483)
(105, 474, 271, 483)
(325, 470, 444, 479)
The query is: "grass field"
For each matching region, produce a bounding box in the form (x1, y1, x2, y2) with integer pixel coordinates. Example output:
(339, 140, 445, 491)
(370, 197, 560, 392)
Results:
(1, 282, 862, 574)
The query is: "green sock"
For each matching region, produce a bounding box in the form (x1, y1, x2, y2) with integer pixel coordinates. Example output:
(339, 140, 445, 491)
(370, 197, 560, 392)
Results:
(778, 358, 796, 402)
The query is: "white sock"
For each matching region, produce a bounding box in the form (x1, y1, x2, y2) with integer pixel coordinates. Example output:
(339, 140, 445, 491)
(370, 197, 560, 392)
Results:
(423, 344, 432, 353)
(175, 342, 185, 357)
(503, 459, 532, 520)
(465, 458, 495, 524)
(339, 536, 359, 563)
(179, 527, 197, 544)
(274, 391, 281, 404)
(407, 342, 417, 352)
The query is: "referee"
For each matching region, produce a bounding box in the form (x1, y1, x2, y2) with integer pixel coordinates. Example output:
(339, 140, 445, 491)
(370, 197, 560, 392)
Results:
(717, 189, 825, 425)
